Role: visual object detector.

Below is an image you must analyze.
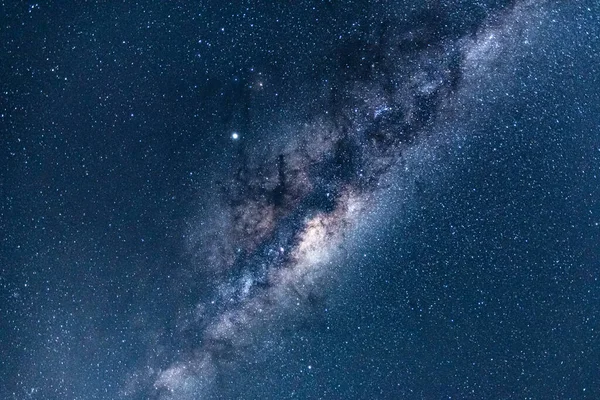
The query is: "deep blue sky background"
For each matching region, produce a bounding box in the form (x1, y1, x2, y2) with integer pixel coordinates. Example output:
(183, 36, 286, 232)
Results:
(2, 1, 600, 399)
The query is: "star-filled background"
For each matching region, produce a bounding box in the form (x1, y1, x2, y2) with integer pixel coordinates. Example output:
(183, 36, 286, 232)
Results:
(2, 1, 600, 399)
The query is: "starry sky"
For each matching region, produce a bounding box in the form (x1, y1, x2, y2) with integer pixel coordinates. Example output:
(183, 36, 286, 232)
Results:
(2, 1, 600, 399)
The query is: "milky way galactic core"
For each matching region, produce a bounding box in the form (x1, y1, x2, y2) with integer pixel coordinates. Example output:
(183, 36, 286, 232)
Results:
(131, 2, 546, 399)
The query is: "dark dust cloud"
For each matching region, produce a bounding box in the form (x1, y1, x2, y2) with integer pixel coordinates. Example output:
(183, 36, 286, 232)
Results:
(2, 1, 600, 399)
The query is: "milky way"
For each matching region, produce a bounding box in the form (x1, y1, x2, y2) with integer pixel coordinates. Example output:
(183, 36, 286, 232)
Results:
(122, 2, 545, 398)
(5, 0, 600, 398)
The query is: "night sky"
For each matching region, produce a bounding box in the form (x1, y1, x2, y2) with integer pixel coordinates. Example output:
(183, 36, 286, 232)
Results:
(2, 1, 600, 399)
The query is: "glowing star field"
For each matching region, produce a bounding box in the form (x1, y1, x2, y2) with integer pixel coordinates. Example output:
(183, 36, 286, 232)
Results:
(3, 1, 600, 399)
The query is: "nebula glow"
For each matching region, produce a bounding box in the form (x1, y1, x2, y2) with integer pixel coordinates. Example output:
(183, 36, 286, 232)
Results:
(124, 2, 547, 398)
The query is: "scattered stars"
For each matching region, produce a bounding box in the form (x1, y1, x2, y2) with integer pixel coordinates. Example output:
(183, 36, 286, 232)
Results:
(2, 2, 599, 399)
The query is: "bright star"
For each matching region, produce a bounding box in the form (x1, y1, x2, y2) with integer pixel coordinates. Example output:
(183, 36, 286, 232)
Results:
(231, 132, 239, 140)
